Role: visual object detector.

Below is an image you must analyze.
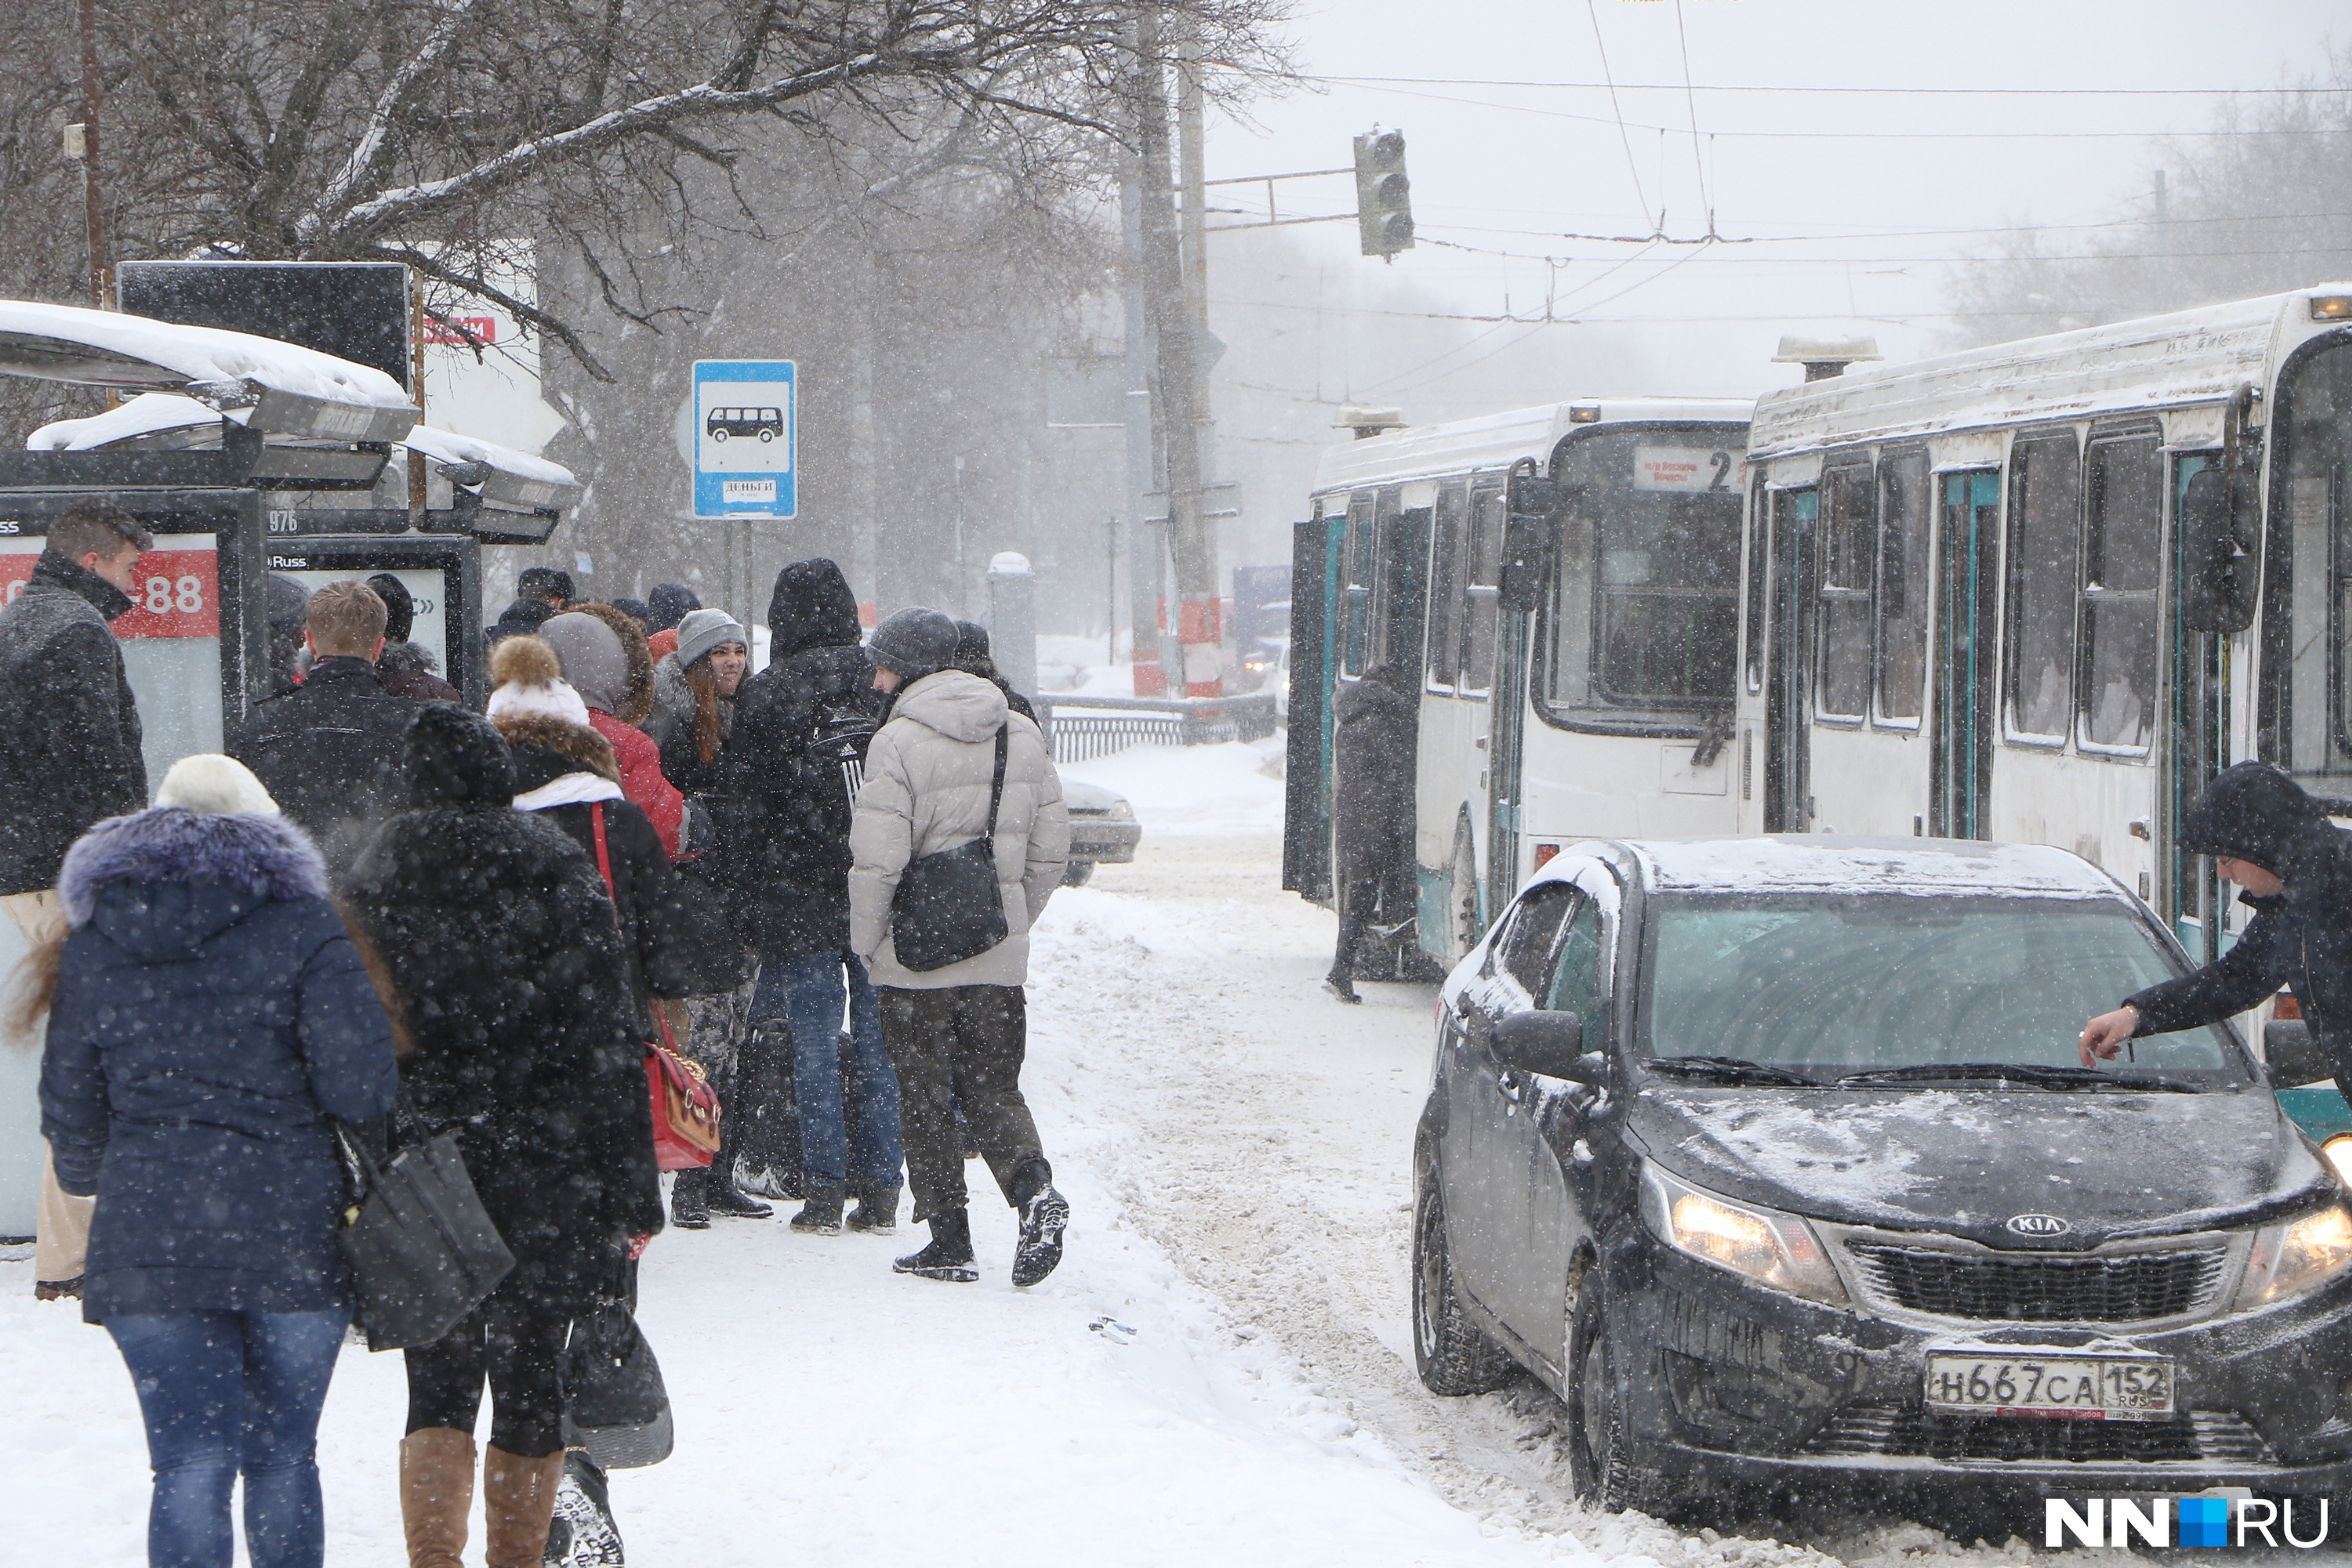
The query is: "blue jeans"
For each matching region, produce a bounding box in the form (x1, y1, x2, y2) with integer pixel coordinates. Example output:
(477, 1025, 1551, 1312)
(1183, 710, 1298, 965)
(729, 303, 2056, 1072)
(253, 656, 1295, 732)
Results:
(752, 952, 904, 1193)
(105, 1307, 350, 1568)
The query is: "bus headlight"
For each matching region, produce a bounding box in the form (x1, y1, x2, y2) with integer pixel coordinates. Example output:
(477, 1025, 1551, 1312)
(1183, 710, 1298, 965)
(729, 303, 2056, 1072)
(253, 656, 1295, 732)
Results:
(1641, 1164, 1846, 1305)
(2237, 1205, 2352, 1308)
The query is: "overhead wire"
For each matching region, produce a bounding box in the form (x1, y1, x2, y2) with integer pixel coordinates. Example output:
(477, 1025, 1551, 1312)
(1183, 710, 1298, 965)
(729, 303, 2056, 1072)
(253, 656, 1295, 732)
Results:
(1308, 74, 2350, 98)
(1584, 0, 1655, 231)
(1671, 0, 1715, 234)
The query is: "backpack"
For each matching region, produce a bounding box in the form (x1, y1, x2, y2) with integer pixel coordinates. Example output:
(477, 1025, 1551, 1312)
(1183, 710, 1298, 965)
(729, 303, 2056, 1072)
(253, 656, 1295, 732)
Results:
(806, 688, 880, 805)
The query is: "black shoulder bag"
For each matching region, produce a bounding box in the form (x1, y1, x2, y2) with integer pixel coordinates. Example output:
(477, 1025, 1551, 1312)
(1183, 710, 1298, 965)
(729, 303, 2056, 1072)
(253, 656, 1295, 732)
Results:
(334, 1122, 515, 1351)
(889, 724, 1011, 972)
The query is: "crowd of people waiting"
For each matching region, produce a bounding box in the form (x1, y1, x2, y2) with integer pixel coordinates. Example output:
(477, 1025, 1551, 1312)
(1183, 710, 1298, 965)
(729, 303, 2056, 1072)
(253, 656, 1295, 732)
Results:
(0, 501, 1073, 1568)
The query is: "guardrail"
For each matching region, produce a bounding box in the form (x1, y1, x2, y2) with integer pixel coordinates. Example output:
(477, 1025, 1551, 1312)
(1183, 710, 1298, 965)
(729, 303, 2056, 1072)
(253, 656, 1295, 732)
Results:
(1035, 691, 1279, 765)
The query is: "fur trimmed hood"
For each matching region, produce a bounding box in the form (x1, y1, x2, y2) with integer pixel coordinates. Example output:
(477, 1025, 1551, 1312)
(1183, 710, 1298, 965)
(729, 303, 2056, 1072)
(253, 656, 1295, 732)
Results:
(60, 806, 328, 928)
(495, 713, 620, 785)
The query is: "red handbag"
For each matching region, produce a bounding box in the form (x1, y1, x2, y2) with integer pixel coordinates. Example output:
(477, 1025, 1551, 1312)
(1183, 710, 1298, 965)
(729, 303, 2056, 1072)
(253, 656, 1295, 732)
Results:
(591, 803, 721, 1171)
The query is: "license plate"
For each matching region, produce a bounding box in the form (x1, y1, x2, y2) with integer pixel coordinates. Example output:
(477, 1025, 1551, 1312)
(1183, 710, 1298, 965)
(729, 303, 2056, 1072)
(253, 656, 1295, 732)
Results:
(1923, 1353, 2174, 1421)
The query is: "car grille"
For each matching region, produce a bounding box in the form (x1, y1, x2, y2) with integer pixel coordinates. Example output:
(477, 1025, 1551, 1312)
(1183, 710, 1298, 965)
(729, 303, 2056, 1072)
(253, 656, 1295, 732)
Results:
(1804, 1403, 2270, 1465)
(1846, 1242, 2229, 1322)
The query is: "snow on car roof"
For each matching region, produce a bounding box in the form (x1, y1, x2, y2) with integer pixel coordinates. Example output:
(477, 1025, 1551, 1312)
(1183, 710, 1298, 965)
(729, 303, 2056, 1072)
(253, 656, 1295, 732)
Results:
(1312, 398, 1751, 495)
(1609, 836, 2119, 898)
(1747, 287, 2352, 460)
(0, 299, 414, 407)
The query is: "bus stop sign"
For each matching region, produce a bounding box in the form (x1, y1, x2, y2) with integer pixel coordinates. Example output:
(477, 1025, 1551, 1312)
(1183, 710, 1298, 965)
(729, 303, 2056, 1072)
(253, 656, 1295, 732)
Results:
(691, 359, 795, 518)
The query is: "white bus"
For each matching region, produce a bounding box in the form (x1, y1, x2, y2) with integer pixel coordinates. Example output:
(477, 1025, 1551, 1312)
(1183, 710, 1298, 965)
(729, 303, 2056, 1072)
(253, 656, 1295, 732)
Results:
(1733, 285, 2352, 961)
(1282, 398, 1752, 968)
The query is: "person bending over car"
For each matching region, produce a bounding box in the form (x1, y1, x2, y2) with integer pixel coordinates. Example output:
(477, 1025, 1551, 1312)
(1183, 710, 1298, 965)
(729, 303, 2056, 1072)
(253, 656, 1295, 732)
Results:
(2082, 761, 2352, 1071)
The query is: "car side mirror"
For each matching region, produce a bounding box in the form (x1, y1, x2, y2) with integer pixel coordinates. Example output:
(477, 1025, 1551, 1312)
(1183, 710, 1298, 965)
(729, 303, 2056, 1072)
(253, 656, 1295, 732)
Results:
(2265, 1018, 2333, 1087)
(1493, 1009, 1602, 1082)
(2181, 467, 2259, 633)
(1498, 469, 1557, 613)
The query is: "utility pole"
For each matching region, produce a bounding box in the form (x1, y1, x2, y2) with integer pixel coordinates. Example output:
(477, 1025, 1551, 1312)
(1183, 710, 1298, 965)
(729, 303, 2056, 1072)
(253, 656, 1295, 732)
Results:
(1120, 95, 1161, 695)
(1135, 8, 1221, 699)
(75, 0, 109, 307)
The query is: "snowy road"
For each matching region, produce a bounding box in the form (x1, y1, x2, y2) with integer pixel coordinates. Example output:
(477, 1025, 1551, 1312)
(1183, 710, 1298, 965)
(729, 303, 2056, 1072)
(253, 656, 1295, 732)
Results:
(2, 742, 2347, 1567)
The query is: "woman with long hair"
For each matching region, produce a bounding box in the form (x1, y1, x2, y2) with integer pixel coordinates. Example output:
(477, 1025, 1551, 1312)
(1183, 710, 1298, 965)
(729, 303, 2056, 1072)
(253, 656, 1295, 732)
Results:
(31, 754, 398, 1568)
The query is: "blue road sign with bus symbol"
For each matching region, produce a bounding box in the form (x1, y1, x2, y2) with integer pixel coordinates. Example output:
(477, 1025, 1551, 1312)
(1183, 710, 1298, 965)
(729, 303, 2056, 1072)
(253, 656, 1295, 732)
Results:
(693, 361, 796, 517)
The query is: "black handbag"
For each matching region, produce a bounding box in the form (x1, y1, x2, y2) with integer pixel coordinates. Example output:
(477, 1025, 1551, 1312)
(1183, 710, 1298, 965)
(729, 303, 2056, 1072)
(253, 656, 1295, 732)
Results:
(890, 725, 1011, 972)
(334, 1125, 515, 1352)
(561, 1299, 674, 1469)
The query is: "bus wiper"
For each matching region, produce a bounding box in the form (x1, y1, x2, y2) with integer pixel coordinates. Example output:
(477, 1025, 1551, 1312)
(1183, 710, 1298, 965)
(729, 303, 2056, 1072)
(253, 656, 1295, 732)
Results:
(1642, 1056, 1821, 1087)
(1832, 1062, 2204, 1092)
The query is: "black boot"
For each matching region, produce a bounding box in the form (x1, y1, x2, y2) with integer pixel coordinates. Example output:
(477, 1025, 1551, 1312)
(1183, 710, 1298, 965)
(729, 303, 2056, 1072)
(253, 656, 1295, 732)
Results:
(706, 1174, 773, 1220)
(544, 1450, 622, 1566)
(893, 1207, 978, 1283)
(670, 1170, 710, 1230)
(847, 1187, 899, 1235)
(1013, 1186, 1070, 1287)
(791, 1186, 844, 1235)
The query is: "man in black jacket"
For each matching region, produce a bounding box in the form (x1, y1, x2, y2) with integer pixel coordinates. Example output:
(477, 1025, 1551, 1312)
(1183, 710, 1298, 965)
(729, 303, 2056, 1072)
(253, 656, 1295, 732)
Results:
(1325, 662, 1417, 1004)
(231, 580, 417, 880)
(2082, 762, 2352, 1073)
(0, 499, 151, 1298)
(716, 558, 904, 1235)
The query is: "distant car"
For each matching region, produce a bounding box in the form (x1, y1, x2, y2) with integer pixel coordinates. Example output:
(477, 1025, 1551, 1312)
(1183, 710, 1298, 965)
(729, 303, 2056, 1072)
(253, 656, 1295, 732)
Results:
(1415, 835, 2352, 1522)
(706, 407, 782, 442)
(1272, 637, 1290, 724)
(1061, 779, 1140, 886)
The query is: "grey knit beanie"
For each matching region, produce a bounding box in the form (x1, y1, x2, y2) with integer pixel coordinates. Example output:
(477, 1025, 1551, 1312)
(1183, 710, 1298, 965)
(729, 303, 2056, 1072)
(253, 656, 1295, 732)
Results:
(675, 608, 746, 672)
(868, 607, 957, 682)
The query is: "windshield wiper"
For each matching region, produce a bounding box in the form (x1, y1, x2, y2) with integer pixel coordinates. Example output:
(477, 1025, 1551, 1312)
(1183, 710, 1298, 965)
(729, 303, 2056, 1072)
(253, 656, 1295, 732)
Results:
(1831, 1062, 2205, 1093)
(1642, 1055, 1821, 1087)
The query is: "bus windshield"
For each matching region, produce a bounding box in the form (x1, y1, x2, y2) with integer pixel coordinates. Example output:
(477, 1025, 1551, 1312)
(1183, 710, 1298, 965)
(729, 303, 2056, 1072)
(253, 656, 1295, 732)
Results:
(1536, 426, 1744, 731)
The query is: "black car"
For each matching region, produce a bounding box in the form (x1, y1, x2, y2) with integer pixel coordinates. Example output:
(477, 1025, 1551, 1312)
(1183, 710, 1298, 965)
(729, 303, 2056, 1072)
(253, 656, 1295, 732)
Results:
(1413, 837, 2352, 1519)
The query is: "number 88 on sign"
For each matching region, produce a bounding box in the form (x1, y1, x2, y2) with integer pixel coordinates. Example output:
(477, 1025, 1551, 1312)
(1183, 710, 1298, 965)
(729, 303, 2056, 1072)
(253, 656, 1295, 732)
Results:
(0, 546, 219, 639)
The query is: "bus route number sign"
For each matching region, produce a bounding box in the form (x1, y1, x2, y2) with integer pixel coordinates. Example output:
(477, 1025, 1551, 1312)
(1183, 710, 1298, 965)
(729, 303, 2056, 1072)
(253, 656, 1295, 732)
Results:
(1634, 445, 1739, 493)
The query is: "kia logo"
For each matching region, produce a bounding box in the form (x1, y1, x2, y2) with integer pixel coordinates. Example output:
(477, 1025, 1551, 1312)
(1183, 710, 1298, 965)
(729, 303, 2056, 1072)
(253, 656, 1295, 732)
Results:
(2005, 1213, 2071, 1237)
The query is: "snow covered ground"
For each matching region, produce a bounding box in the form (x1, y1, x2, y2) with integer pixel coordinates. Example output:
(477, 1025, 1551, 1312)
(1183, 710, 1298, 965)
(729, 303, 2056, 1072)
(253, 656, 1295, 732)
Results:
(4, 750, 2345, 1566)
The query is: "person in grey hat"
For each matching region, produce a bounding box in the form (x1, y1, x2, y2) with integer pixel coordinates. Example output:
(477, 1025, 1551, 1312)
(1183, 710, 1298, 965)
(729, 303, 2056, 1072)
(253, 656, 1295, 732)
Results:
(648, 608, 749, 789)
(866, 607, 958, 685)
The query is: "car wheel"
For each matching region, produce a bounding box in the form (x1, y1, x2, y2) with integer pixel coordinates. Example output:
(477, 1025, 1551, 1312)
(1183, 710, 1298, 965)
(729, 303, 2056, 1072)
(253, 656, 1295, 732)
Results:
(1060, 859, 1095, 887)
(1411, 1170, 1516, 1396)
(1568, 1284, 1649, 1512)
(1448, 819, 1480, 961)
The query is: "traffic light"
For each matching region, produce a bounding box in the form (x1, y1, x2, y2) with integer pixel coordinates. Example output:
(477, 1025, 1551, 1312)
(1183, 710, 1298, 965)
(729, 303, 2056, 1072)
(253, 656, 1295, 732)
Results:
(1353, 129, 1414, 258)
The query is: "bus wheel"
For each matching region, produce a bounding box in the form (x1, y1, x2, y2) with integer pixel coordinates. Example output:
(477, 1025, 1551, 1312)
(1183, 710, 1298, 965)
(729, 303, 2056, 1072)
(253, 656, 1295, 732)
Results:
(1448, 822, 1480, 960)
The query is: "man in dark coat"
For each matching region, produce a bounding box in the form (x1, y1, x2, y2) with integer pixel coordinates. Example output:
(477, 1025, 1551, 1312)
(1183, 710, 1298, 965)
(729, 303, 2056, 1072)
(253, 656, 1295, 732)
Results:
(368, 572, 461, 703)
(0, 500, 152, 898)
(713, 558, 902, 1233)
(2084, 762, 2352, 1073)
(1326, 662, 1417, 1003)
(483, 565, 575, 650)
(231, 580, 419, 880)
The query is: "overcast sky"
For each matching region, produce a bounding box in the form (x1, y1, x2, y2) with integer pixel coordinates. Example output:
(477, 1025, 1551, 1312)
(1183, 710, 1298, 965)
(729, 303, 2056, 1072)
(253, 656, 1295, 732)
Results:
(1200, 0, 2345, 406)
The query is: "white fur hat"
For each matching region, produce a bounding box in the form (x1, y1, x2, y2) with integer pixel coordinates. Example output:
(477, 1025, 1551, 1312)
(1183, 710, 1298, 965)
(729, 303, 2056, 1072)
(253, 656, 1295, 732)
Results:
(155, 753, 281, 817)
(486, 633, 593, 727)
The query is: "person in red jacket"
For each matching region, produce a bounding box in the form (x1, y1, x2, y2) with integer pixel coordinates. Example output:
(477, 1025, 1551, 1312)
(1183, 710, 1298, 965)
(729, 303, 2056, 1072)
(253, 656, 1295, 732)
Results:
(538, 609, 684, 858)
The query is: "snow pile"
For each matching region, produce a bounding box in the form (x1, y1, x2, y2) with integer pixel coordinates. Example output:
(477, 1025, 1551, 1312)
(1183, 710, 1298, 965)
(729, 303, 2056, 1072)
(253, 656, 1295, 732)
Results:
(1, 299, 414, 410)
(1060, 739, 1284, 837)
(401, 423, 577, 487)
(26, 391, 215, 449)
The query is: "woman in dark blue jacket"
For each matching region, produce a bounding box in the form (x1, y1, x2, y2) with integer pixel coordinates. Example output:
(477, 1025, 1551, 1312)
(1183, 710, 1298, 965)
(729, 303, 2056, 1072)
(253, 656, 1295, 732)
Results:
(31, 753, 398, 1568)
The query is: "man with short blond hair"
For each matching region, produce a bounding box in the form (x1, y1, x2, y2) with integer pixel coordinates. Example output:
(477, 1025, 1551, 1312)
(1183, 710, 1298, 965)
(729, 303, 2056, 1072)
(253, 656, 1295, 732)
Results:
(231, 579, 419, 878)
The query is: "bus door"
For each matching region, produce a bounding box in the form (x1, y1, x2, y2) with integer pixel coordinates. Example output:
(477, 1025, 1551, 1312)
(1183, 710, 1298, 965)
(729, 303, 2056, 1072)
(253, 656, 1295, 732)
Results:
(1932, 471, 2001, 838)
(1489, 605, 1530, 898)
(1763, 485, 1817, 831)
(2166, 452, 2227, 957)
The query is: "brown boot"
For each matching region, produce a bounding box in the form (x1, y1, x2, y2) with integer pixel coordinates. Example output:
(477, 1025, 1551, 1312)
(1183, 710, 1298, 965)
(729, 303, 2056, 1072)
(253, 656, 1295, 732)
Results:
(398, 1427, 476, 1568)
(482, 1445, 567, 1568)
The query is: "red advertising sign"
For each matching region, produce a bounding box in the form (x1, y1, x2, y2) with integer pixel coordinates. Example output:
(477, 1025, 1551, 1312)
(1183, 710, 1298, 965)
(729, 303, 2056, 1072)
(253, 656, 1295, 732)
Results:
(0, 546, 221, 639)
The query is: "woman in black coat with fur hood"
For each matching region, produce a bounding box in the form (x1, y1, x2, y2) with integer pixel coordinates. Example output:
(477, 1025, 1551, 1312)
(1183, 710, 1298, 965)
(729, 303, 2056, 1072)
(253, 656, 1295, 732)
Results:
(343, 703, 662, 1568)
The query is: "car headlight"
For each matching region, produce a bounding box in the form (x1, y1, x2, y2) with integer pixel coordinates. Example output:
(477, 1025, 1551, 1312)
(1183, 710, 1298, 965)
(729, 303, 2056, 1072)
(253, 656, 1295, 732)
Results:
(2325, 1135, 2352, 1188)
(1640, 1164, 1847, 1305)
(2237, 1204, 2352, 1309)
(1104, 800, 1134, 822)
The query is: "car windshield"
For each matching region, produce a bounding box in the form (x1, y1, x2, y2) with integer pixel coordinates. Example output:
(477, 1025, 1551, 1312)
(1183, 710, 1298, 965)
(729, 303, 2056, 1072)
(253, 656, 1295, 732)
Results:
(1639, 893, 2247, 1085)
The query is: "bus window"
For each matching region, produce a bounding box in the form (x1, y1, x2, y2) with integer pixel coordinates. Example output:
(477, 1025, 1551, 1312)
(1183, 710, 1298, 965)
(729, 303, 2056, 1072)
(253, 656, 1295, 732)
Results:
(1427, 481, 1468, 691)
(1458, 487, 1506, 694)
(2005, 434, 2082, 742)
(1875, 453, 1930, 724)
(2079, 434, 2162, 750)
(1342, 492, 1375, 677)
(1744, 467, 1768, 696)
(2274, 336, 2352, 773)
(1537, 426, 1742, 731)
(1815, 464, 1874, 722)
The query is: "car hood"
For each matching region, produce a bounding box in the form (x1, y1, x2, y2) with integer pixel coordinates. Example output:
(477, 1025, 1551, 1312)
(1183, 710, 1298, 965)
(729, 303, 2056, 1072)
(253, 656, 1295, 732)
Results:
(1629, 1084, 2336, 1248)
(1063, 779, 1127, 814)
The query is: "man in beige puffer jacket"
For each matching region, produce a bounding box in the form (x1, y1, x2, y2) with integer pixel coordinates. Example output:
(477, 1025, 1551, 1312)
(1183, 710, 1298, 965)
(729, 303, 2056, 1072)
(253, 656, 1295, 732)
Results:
(849, 608, 1072, 1285)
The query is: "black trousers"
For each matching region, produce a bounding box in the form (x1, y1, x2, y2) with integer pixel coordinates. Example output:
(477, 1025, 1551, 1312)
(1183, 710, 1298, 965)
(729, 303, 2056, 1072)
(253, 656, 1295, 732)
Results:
(404, 1286, 572, 1457)
(1331, 869, 1414, 982)
(878, 984, 1049, 1224)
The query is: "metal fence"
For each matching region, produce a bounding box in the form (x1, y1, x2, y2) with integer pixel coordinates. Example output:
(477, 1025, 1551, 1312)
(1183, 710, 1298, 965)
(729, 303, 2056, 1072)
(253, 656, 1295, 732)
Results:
(1036, 691, 1279, 766)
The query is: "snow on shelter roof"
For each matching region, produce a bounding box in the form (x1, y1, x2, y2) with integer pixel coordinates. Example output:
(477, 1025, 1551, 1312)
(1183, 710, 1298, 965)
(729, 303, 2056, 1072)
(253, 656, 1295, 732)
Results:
(1618, 836, 2120, 898)
(1748, 286, 2352, 461)
(1312, 397, 1751, 495)
(0, 299, 418, 444)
